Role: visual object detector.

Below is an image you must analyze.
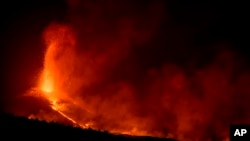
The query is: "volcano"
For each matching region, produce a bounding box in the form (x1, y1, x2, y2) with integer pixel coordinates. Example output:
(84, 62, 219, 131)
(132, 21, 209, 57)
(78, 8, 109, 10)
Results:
(1, 0, 249, 141)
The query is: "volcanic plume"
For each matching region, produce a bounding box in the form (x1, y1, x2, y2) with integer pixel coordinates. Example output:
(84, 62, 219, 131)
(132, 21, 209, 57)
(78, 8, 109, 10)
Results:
(2, 0, 250, 141)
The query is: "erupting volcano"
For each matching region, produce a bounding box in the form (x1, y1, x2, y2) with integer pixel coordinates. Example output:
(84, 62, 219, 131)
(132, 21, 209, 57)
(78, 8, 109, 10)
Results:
(37, 24, 84, 127)
(2, 0, 249, 141)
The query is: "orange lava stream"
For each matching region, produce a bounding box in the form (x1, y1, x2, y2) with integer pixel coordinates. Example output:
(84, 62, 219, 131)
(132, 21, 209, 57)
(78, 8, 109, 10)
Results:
(51, 100, 89, 128)
(37, 24, 87, 128)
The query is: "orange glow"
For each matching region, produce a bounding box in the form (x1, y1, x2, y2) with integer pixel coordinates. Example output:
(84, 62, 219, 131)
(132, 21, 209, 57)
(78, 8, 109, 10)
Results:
(41, 70, 53, 93)
(6, 2, 248, 140)
(21, 5, 249, 140)
(25, 22, 249, 141)
(32, 23, 167, 138)
(36, 23, 80, 127)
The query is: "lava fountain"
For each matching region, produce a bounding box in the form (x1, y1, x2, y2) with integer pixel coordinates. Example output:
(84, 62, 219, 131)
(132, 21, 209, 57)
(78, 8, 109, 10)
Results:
(37, 24, 87, 128)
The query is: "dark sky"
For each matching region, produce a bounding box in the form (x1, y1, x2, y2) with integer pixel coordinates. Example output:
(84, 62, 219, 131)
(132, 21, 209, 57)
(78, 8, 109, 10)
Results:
(0, 0, 248, 112)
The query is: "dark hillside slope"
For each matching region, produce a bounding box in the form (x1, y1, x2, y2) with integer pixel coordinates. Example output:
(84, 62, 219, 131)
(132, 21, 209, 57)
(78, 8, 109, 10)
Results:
(0, 113, 176, 141)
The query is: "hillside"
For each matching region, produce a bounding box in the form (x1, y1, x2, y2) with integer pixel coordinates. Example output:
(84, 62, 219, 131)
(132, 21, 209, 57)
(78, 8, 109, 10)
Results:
(0, 113, 176, 141)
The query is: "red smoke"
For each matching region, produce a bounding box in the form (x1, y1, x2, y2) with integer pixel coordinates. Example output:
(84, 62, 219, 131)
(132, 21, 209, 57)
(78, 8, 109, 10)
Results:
(8, 1, 250, 141)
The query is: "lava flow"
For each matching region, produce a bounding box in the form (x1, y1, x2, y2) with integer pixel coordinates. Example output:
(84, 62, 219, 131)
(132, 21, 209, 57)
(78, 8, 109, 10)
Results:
(39, 25, 75, 124)
(36, 24, 91, 129)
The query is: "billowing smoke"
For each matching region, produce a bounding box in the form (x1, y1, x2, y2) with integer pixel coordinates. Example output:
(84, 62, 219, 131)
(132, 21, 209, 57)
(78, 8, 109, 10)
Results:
(5, 0, 250, 141)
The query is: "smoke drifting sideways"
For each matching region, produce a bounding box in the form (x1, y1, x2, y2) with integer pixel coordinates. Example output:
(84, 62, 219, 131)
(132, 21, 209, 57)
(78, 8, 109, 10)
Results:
(5, 0, 250, 141)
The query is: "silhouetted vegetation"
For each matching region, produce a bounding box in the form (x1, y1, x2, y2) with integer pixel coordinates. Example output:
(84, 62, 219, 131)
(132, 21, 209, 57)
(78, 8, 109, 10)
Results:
(0, 113, 176, 141)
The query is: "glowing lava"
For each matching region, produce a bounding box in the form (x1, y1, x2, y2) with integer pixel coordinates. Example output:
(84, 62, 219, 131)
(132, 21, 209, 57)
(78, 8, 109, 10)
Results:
(41, 70, 53, 93)
(37, 23, 81, 127)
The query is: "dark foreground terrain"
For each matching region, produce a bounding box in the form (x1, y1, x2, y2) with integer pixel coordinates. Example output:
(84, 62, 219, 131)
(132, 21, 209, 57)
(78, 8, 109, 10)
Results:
(0, 113, 176, 141)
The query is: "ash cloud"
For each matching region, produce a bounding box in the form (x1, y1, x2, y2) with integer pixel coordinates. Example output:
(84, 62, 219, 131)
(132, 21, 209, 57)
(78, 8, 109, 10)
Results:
(2, 0, 249, 141)
(47, 1, 250, 140)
